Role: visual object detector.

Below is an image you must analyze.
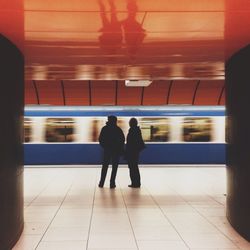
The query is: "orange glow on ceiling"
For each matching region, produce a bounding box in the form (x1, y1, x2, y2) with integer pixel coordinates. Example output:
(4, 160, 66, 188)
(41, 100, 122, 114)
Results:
(1, 0, 250, 80)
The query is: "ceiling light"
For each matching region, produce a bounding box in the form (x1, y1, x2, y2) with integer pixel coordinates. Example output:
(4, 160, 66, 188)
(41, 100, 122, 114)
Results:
(125, 80, 152, 87)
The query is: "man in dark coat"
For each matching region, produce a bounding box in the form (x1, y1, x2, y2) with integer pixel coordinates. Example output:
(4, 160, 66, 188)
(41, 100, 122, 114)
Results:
(98, 116, 125, 188)
(126, 118, 145, 188)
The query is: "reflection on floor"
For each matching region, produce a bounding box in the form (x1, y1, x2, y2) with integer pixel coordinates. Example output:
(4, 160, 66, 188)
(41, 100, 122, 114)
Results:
(13, 166, 250, 250)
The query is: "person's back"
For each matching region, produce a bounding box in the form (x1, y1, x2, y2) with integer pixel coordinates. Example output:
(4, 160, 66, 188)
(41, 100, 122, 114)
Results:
(98, 116, 125, 188)
(126, 126, 145, 154)
(99, 123, 124, 154)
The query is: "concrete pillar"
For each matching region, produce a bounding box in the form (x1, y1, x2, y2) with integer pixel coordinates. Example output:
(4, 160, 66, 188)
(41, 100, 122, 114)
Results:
(0, 35, 24, 249)
(225, 0, 250, 241)
(226, 45, 250, 241)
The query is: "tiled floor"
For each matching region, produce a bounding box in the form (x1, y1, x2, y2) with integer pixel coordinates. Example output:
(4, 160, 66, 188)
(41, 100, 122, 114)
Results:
(13, 166, 250, 250)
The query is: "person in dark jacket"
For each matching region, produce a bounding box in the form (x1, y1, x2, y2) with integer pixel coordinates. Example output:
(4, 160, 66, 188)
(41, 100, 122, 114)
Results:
(126, 118, 145, 188)
(98, 116, 125, 188)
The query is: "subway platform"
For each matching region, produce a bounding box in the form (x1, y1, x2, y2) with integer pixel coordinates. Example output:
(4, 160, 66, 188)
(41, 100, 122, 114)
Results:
(13, 166, 250, 250)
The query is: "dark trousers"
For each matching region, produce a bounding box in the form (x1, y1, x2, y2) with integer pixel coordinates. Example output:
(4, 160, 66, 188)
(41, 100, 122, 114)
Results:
(99, 150, 120, 185)
(128, 152, 141, 186)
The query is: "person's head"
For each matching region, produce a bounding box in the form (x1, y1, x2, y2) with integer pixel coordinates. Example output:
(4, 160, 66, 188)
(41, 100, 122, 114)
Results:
(107, 115, 117, 126)
(129, 117, 138, 128)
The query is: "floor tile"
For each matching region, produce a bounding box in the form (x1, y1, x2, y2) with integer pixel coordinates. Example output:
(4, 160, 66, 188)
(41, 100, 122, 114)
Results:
(137, 240, 189, 250)
(180, 232, 239, 249)
(12, 167, 248, 250)
(12, 235, 41, 250)
(23, 222, 49, 235)
(88, 232, 137, 249)
(36, 241, 86, 250)
(42, 226, 89, 241)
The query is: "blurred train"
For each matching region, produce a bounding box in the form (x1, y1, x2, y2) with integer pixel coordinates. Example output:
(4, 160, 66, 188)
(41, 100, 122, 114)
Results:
(24, 106, 226, 165)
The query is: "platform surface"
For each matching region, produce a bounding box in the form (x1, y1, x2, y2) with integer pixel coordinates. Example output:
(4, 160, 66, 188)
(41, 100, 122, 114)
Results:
(13, 166, 250, 250)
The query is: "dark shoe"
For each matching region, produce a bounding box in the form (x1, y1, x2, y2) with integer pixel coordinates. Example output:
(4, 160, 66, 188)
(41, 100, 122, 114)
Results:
(98, 183, 104, 188)
(110, 184, 116, 189)
(128, 184, 140, 188)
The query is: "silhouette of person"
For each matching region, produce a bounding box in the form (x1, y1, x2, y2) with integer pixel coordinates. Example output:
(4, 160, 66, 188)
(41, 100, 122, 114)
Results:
(121, 0, 146, 59)
(98, 116, 125, 188)
(98, 0, 123, 55)
(125, 118, 145, 188)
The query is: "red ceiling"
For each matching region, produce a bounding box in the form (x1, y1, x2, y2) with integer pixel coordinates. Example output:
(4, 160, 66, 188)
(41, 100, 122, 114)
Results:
(63, 80, 90, 105)
(36, 80, 64, 105)
(0, 1, 249, 106)
(168, 80, 197, 105)
(92, 80, 116, 105)
(194, 80, 224, 105)
(25, 80, 225, 106)
(1, 0, 250, 81)
(143, 81, 170, 105)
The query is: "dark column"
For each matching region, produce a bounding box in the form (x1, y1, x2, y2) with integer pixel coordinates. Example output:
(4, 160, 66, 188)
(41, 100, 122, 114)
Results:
(226, 45, 250, 241)
(0, 35, 24, 249)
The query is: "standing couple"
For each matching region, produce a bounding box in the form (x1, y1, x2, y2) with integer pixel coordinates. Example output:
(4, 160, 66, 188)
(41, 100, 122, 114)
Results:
(98, 116, 145, 189)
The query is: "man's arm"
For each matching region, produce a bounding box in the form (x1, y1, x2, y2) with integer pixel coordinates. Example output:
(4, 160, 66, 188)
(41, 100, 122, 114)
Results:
(99, 127, 105, 147)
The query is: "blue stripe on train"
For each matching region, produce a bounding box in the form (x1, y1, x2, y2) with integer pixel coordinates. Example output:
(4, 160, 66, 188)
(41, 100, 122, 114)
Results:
(24, 144, 225, 165)
(24, 106, 225, 117)
(25, 111, 225, 117)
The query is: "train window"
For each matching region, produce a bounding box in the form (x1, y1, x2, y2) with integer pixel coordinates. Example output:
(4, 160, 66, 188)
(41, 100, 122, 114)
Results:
(183, 118, 212, 142)
(117, 118, 127, 136)
(139, 118, 169, 142)
(24, 118, 32, 143)
(90, 119, 104, 142)
(45, 118, 75, 142)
